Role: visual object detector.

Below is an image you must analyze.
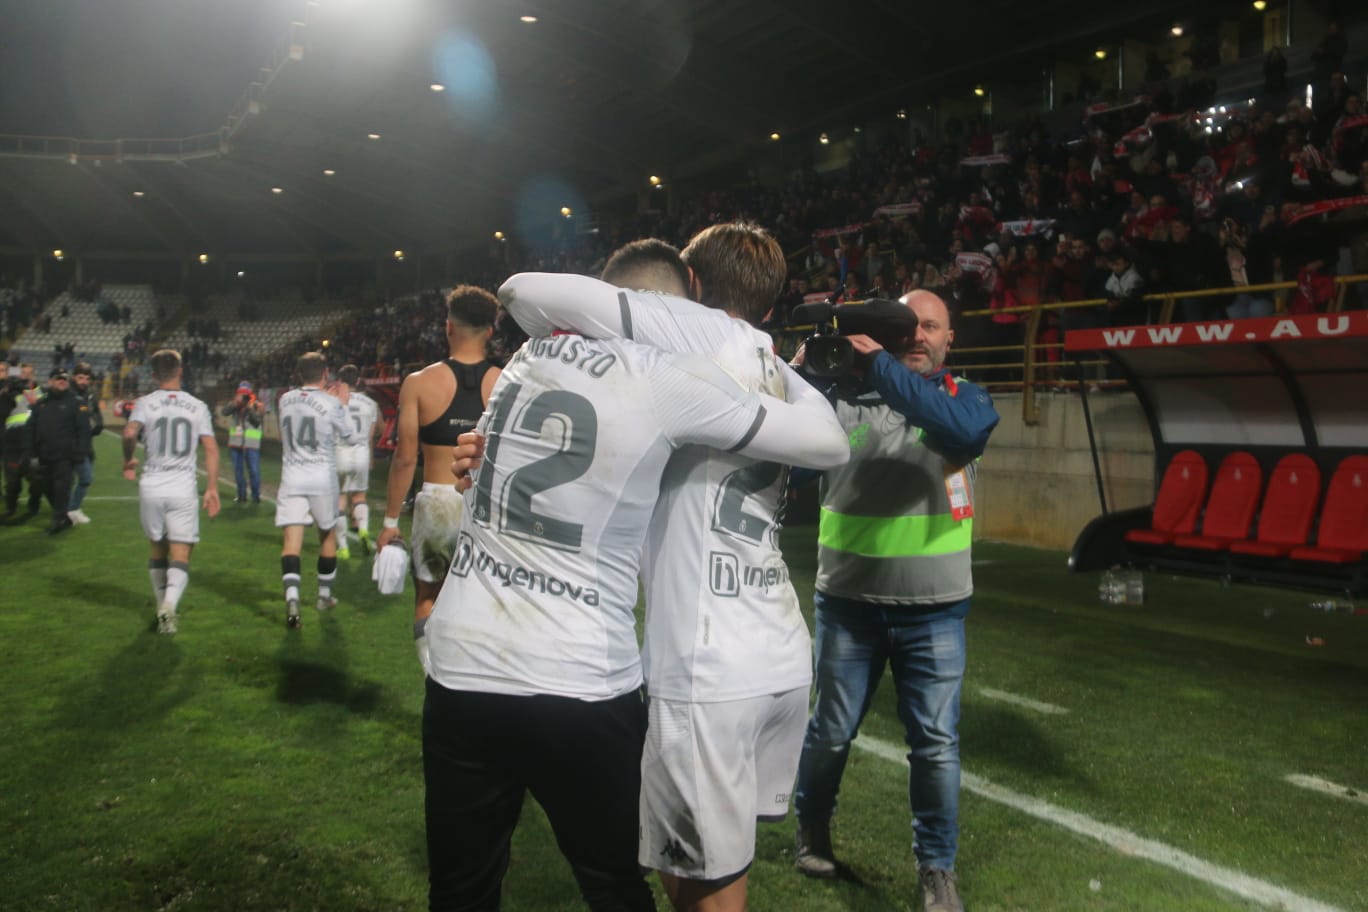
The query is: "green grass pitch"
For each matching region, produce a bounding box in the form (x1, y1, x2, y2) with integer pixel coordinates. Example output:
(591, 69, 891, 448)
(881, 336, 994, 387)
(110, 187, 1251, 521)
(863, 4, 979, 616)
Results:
(2, 432, 1365, 911)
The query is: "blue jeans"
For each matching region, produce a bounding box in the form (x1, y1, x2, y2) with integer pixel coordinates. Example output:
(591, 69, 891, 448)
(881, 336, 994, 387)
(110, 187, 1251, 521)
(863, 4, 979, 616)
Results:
(230, 447, 261, 500)
(68, 458, 93, 510)
(1226, 294, 1274, 320)
(794, 592, 967, 870)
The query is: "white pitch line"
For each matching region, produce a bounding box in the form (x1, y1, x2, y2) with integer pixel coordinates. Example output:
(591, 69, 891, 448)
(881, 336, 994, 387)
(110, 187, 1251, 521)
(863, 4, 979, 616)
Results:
(81, 496, 141, 502)
(978, 686, 1069, 715)
(1285, 774, 1368, 808)
(854, 734, 1347, 912)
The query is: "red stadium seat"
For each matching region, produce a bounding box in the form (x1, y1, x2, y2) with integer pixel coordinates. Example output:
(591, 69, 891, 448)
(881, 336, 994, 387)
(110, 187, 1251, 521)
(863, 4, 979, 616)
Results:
(1229, 454, 1321, 558)
(1125, 450, 1207, 546)
(1172, 452, 1263, 551)
(1290, 456, 1368, 564)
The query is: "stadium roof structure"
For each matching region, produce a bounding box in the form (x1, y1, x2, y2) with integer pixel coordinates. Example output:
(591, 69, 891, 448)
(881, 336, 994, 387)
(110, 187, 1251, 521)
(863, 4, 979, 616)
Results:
(0, 0, 1194, 263)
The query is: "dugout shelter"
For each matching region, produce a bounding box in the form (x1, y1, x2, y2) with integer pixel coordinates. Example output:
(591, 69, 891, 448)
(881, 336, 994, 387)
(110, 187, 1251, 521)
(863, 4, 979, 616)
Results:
(1066, 311, 1368, 596)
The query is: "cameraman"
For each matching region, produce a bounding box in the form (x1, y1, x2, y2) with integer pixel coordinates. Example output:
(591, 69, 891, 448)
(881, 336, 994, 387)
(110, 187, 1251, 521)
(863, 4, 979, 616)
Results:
(221, 380, 264, 503)
(791, 291, 998, 912)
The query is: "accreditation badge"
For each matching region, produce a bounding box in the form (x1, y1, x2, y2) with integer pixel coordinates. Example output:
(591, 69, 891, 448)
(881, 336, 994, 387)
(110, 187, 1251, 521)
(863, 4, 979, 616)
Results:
(944, 467, 973, 521)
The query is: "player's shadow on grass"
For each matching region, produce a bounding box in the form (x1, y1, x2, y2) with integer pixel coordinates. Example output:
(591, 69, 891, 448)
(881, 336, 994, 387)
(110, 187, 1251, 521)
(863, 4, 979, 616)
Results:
(273, 614, 384, 717)
(963, 703, 1080, 785)
(51, 634, 200, 738)
(62, 577, 160, 620)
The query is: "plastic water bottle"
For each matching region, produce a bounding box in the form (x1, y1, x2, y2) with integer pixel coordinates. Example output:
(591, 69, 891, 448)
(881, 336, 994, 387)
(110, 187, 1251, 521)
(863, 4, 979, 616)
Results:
(1124, 569, 1144, 605)
(1308, 599, 1356, 613)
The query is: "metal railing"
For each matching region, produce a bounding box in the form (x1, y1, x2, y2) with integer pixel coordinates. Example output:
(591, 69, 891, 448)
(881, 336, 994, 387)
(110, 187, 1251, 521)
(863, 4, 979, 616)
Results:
(956, 274, 1368, 424)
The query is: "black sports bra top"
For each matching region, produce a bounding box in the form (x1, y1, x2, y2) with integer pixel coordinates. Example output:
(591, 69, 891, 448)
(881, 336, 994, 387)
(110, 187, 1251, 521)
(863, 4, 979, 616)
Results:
(417, 359, 496, 447)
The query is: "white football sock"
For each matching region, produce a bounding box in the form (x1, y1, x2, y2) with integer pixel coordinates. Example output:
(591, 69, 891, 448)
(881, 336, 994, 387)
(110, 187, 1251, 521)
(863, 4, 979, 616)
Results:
(353, 502, 369, 535)
(149, 559, 168, 604)
(164, 562, 190, 612)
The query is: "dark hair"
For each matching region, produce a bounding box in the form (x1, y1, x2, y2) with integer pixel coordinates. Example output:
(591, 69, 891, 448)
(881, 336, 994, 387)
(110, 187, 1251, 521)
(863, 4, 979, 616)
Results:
(446, 285, 498, 328)
(149, 349, 182, 382)
(601, 239, 690, 297)
(296, 351, 327, 384)
(681, 221, 786, 326)
(336, 364, 360, 386)
(72, 361, 93, 376)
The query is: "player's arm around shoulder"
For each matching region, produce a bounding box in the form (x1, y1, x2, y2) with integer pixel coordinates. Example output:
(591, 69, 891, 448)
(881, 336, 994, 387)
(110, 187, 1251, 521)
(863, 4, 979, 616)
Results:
(498, 272, 625, 338)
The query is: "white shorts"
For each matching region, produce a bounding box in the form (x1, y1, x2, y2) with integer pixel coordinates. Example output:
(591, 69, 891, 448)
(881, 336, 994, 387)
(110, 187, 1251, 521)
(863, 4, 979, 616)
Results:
(140, 495, 200, 544)
(411, 483, 464, 584)
(274, 490, 339, 529)
(639, 687, 809, 880)
(336, 445, 371, 494)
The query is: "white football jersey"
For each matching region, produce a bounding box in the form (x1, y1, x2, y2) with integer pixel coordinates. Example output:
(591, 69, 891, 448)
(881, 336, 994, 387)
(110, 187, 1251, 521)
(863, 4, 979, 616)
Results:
(425, 333, 840, 701)
(501, 274, 827, 702)
(130, 388, 214, 499)
(340, 391, 380, 455)
(277, 386, 352, 495)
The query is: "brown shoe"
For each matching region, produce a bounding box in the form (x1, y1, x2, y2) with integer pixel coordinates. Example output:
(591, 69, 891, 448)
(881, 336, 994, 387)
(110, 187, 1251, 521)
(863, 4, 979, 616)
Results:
(794, 819, 838, 879)
(920, 867, 963, 912)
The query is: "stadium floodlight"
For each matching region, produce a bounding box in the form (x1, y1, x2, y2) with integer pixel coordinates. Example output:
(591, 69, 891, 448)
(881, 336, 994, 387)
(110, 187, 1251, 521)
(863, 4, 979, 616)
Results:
(973, 86, 985, 97)
(322, 169, 336, 176)
(52, 249, 64, 260)
(393, 250, 405, 261)
(494, 231, 505, 240)
(237, 271, 246, 277)
(560, 207, 572, 218)
(1252, 0, 1266, 9)
(896, 109, 907, 119)
(367, 132, 381, 140)
(430, 83, 445, 92)
(271, 187, 284, 195)
(819, 133, 830, 145)
(132, 190, 145, 197)
(1094, 48, 1107, 60)
(649, 175, 662, 186)
(769, 131, 781, 141)
(520, 15, 537, 23)
(198, 254, 210, 264)
(1171, 25, 1183, 36)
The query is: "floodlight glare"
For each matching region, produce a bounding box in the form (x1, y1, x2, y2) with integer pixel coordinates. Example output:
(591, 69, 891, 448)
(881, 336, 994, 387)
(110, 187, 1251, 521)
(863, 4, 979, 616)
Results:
(560, 207, 572, 218)
(271, 187, 283, 194)
(769, 131, 781, 141)
(367, 132, 381, 140)
(1252, 0, 1266, 9)
(1094, 48, 1108, 60)
(494, 231, 505, 240)
(430, 83, 446, 92)
(393, 250, 405, 260)
(520, 15, 538, 23)
(649, 175, 662, 186)
(198, 254, 209, 264)
(973, 86, 985, 97)
(323, 168, 336, 176)
(1171, 25, 1184, 36)
(237, 271, 246, 278)
(52, 249, 64, 260)
(819, 133, 830, 145)
(132, 190, 145, 197)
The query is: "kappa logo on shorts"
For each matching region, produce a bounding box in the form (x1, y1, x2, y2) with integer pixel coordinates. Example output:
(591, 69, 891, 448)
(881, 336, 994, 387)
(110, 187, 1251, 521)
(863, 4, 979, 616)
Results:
(451, 531, 475, 577)
(708, 552, 740, 598)
(660, 838, 692, 865)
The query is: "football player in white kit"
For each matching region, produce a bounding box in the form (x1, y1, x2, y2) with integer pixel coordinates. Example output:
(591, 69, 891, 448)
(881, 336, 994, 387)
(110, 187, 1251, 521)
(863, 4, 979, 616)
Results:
(329, 364, 381, 560)
(420, 279, 849, 912)
(120, 350, 220, 635)
(500, 224, 829, 911)
(275, 352, 353, 629)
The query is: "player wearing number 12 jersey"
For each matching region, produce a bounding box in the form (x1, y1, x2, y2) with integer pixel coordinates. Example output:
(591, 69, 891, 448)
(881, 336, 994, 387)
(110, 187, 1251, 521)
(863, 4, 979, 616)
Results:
(121, 349, 220, 635)
(276, 352, 353, 629)
(501, 226, 829, 908)
(421, 316, 849, 911)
